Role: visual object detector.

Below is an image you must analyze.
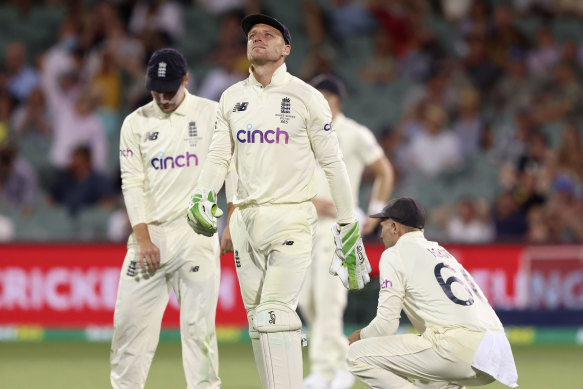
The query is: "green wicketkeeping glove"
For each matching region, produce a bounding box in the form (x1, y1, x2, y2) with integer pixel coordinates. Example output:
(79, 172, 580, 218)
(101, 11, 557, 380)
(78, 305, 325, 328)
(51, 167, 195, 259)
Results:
(186, 189, 223, 237)
(329, 221, 372, 290)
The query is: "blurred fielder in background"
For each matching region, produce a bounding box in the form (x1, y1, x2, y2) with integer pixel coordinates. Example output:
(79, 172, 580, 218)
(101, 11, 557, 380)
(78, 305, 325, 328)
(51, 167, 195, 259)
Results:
(111, 48, 228, 389)
(186, 13, 372, 389)
(300, 74, 394, 389)
(347, 197, 518, 389)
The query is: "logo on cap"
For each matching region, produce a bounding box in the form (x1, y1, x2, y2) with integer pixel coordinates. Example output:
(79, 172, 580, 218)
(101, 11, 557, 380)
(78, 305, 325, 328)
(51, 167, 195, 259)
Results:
(157, 62, 167, 78)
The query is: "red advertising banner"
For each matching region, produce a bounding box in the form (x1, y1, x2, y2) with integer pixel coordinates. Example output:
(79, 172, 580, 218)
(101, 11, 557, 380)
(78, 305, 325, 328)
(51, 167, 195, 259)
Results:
(0, 244, 247, 327)
(1, 243, 582, 328)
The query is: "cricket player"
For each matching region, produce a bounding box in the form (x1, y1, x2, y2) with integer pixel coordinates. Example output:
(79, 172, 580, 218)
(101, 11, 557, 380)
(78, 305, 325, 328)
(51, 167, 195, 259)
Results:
(111, 48, 225, 389)
(347, 197, 519, 389)
(300, 75, 394, 389)
(186, 14, 372, 389)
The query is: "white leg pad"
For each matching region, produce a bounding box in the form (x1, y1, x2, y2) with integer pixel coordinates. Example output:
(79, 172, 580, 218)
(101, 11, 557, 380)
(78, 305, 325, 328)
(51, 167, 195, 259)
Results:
(254, 301, 303, 389)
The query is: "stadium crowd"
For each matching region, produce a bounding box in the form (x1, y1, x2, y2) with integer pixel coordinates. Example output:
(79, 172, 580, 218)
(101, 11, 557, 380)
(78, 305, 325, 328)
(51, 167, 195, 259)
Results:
(0, 0, 582, 243)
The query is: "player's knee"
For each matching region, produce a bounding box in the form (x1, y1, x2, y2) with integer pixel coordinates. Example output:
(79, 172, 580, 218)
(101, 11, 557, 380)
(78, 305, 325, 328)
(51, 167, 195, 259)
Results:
(253, 301, 302, 334)
(346, 343, 361, 373)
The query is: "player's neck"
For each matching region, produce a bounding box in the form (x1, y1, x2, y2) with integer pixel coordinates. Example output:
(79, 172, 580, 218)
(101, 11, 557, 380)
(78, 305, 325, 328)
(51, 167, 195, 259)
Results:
(251, 60, 284, 87)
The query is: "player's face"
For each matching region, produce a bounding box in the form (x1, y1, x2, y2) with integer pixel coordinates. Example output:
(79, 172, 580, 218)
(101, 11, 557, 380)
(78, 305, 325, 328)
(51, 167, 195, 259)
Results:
(247, 24, 290, 65)
(151, 75, 188, 113)
(380, 219, 399, 248)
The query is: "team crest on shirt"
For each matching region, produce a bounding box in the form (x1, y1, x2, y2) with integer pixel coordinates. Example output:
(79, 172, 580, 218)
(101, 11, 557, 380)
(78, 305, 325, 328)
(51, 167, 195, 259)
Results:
(275, 96, 295, 124)
(184, 121, 203, 147)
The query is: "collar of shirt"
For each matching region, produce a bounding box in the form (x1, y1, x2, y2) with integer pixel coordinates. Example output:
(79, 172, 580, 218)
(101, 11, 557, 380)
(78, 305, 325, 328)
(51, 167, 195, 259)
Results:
(247, 63, 291, 88)
(396, 230, 425, 245)
(152, 91, 192, 119)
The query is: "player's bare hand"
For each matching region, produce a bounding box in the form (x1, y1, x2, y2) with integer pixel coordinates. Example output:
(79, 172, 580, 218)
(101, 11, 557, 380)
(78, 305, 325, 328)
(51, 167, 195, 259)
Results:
(137, 239, 161, 272)
(361, 216, 380, 236)
(348, 329, 361, 345)
(220, 225, 233, 255)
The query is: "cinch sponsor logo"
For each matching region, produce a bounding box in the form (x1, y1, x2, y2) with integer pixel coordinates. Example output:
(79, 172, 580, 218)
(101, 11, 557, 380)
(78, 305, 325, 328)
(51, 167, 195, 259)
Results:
(381, 279, 393, 289)
(236, 124, 289, 144)
(324, 122, 333, 131)
(151, 151, 198, 170)
(120, 149, 133, 157)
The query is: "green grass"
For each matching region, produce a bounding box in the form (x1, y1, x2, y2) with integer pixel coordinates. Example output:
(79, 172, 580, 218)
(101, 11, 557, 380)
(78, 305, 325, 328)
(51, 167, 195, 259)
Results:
(0, 342, 581, 388)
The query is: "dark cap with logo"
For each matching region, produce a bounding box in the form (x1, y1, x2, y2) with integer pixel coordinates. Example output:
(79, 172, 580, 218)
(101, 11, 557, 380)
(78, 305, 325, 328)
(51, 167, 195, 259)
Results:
(242, 13, 291, 45)
(370, 197, 425, 229)
(146, 48, 188, 93)
(311, 74, 346, 100)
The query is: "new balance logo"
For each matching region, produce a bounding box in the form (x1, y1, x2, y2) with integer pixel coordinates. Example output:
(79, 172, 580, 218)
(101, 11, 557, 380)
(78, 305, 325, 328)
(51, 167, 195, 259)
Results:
(190, 266, 200, 272)
(268, 311, 276, 324)
(233, 102, 249, 112)
(127, 260, 137, 277)
(283, 240, 294, 246)
(145, 131, 159, 141)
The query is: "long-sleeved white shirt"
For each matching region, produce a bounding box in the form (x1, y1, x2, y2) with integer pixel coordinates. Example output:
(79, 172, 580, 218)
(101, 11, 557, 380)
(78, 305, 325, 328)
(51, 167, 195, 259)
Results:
(197, 63, 355, 223)
(361, 231, 504, 339)
(120, 92, 218, 226)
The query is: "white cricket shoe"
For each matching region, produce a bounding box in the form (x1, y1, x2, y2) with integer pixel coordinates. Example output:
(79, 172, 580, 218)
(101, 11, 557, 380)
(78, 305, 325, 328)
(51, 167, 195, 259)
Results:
(329, 369, 355, 389)
(303, 373, 330, 389)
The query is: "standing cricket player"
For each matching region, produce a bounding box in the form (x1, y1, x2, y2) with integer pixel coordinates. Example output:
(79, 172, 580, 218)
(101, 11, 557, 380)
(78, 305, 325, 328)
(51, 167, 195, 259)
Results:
(186, 14, 372, 389)
(347, 197, 518, 389)
(300, 75, 394, 389)
(111, 48, 225, 389)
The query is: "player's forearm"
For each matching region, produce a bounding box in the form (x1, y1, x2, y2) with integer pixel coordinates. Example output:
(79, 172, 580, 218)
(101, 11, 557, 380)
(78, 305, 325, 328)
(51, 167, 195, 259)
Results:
(360, 293, 402, 338)
(368, 156, 394, 214)
(320, 159, 354, 224)
(122, 186, 147, 226)
(360, 316, 399, 339)
(197, 131, 232, 192)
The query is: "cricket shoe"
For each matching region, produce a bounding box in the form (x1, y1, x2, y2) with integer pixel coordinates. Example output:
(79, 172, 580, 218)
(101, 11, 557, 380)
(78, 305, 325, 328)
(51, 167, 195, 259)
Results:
(303, 372, 330, 389)
(329, 369, 355, 389)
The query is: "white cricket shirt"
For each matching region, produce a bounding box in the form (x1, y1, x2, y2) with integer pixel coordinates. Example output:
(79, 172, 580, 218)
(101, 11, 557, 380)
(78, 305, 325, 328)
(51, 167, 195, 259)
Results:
(120, 92, 218, 226)
(197, 63, 355, 223)
(315, 113, 384, 205)
(362, 231, 504, 338)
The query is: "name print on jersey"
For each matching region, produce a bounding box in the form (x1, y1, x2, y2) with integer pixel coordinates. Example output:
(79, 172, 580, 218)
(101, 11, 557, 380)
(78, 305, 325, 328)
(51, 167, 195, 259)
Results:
(236, 123, 289, 144)
(151, 151, 199, 170)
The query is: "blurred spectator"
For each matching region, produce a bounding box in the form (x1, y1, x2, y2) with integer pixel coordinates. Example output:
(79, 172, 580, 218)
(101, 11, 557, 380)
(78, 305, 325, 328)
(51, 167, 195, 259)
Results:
(545, 174, 583, 242)
(493, 108, 536, 171)
(405, 104, 462, 177)
(298, 47, 335, 82)
(527, 27, 561, 76)
(4, 41, 40, 103)
(49, 145, 113, 216)
(129, 0, 184, 44)
(531, 61, 583, 124)
(462, 33, 502, 93)
(322, 0, 376, 42)
(0, 93, 13, 144)
(0, 142, 38, 214)
(457, 1, 490, 38)
(196, 0, 249, 15)
(358, 29, 398, 85)
(452, 87, 487, 157)
(403, 66, 459, 116)
(10, 87, 52, 136)
(515, 130, 554, 200)
(490, 48, 533, 113)
(0, 213, 15, 241)
(492, 191, 528, 241)
(554, 122, 583, 183)
(432, 197, 495, 243)
(369, 0, 415, 57)
(197, 11, 248, 101)
(487, 4, 530, 67)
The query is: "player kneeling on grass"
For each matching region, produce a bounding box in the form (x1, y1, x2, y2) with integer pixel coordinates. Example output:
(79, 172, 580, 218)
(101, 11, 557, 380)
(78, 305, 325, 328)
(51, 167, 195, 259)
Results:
(347, 197, 518, 389)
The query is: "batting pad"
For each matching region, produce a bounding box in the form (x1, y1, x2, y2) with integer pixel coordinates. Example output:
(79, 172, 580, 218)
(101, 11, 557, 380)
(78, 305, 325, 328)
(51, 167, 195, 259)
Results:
(253, 301, 303, 389)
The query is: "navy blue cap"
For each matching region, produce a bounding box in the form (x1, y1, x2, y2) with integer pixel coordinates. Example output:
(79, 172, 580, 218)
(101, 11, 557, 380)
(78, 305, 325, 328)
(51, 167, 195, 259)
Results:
(311, 74, 346, 100)
(242, 14, 291, 45)
(146, 48, 188, 92)
(370, 197, 426, 229)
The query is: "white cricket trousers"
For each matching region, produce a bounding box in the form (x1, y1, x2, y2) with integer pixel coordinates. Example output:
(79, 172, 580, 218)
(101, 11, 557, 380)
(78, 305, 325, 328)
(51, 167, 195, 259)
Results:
(230, 202, 317, 387)
(110, 218, 221, 389)
(298, 216, 349, 381)
(347, 330, 495, 389)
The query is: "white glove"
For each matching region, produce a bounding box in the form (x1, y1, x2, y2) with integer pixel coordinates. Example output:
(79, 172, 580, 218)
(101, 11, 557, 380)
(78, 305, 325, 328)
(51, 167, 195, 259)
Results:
(329, 221, 372, 290)
(186, 189, 223, 237)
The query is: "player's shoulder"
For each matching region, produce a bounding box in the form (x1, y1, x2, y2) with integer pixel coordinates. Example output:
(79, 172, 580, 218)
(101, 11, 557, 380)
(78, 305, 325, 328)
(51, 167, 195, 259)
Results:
(289, 75, 321, 97)
(125, 100, 157, 123)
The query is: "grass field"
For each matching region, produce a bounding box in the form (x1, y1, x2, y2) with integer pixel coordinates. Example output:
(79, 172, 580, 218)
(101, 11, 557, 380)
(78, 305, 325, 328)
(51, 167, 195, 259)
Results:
(0, 342, 581, 388)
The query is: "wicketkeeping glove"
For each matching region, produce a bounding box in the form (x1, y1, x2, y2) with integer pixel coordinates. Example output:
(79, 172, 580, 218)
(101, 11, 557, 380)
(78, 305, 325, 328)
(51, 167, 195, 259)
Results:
(186, 189, 223, 237)
(329, 221, 372, 290)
